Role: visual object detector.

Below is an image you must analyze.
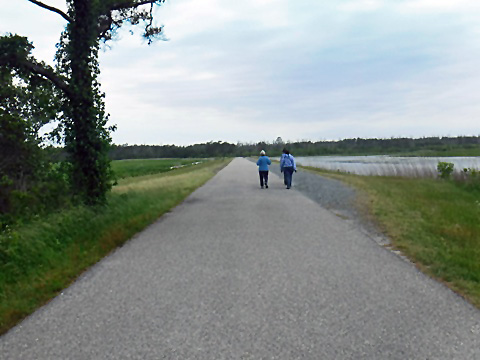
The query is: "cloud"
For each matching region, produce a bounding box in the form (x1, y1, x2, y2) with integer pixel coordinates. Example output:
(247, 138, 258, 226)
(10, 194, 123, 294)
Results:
(102, 0, 480, 143)
(401, 0, 480, 12)
(2, 0, 480, 145)
(338, 0, 385, 12)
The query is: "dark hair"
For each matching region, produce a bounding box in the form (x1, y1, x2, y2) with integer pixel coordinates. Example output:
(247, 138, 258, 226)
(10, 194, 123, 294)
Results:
(282, 148, 290, 155)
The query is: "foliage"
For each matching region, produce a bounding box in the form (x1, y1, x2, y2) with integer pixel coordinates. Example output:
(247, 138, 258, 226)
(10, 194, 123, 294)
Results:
(437, 162, 454, 179)
(436, 162, 480, 190)
(109, 136, 480, 159)
(55, 2, 114, 204)
(0, 37, 69, 225)
(111, 141, 237, 159)
(459, 167, 480, 191)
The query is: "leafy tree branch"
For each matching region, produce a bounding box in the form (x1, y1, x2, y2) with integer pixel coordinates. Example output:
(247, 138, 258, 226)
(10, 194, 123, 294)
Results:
(97, 0, 165, 42)
(0, 34, 72, 98)
(26, 0, 72, 22)
(110, 0, 163, 11)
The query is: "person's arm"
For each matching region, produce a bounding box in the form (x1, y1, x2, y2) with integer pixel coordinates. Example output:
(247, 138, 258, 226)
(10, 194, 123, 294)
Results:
(292, 156, 297, 171)
(256, 158, 261, 166)
(267, 157, 271, 165)
(280, 155, 284, 171)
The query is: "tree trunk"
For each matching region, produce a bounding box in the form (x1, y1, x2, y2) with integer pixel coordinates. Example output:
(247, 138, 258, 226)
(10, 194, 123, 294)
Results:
(67, 0, 109, 204)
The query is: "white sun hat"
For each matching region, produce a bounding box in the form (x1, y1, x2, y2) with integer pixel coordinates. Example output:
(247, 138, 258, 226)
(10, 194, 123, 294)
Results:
(260, 150, 266, 155)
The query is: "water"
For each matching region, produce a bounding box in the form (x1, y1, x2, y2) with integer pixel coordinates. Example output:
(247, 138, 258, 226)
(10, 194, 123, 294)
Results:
(295, 156, 480, 177)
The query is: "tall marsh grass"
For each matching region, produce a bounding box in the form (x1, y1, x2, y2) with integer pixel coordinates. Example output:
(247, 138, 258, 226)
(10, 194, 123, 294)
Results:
(296, 155, 480, 178)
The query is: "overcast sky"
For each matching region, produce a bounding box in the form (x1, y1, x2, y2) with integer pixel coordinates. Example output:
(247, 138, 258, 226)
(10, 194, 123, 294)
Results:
(2, 0, 480, 145)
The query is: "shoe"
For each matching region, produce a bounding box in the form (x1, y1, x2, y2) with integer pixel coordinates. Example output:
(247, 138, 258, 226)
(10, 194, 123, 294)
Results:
(261, 185, 264, 189)
(286, 186, 290, 189)
(265, 184, 268, 188)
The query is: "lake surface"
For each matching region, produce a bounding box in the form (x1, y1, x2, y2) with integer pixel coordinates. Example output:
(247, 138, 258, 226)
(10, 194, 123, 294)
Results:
(295, 156, 480, 177)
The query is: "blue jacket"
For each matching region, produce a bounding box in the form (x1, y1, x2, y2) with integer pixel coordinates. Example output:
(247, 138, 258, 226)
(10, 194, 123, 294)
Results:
(256, 156, 271, 171)
(280, 153, 296, 171)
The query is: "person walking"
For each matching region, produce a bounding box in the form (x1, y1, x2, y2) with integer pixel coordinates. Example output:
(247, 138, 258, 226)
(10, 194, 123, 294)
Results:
(280, 148, 296, 189)
(256, 150, 271, 189)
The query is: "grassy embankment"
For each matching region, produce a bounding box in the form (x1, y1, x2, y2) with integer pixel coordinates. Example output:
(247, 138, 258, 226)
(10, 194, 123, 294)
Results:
(0, 158, 231, 335)
(111, 158, 204, 179)
(304, 165, 480, 307)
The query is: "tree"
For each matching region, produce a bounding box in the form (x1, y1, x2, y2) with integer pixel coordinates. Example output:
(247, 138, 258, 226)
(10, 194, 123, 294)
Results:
(1, 0, 166, 204)
(0, 40, 62, 217)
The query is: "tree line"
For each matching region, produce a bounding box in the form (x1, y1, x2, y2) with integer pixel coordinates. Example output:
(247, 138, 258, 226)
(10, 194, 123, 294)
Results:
(110, 136, 480, 159)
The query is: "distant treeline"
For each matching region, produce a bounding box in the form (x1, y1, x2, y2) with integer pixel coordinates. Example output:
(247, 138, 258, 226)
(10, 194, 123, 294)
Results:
(110, 136, 480, 159)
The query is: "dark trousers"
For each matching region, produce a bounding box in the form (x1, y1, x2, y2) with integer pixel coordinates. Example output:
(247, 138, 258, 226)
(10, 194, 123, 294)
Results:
(283, 167, 294, 188)
(259, 171, 269, 187)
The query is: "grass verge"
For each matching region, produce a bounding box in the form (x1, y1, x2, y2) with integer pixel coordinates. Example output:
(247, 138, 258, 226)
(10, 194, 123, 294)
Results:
(0, 158, 231, 335)
(111, 158, 205, 179)
(304, 166, 480, 307)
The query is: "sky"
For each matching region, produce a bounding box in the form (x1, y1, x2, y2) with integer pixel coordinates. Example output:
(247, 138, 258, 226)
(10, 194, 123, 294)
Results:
(2, 0, 480, 146)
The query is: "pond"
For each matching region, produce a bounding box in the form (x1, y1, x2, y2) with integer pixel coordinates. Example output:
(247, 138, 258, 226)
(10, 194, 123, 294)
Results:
(294, 155, 480, 177)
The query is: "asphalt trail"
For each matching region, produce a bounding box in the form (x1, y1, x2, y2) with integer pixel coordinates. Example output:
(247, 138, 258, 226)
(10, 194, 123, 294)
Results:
(1, 158, 479, 359)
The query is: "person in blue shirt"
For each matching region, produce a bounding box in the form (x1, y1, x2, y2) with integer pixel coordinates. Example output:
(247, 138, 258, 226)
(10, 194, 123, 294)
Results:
(256, 150, 272, 189)
(280, 148, 296, 189)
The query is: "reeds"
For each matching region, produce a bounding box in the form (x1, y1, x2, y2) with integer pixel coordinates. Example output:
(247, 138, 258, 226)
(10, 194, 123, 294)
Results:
(296, 156, 480, 178)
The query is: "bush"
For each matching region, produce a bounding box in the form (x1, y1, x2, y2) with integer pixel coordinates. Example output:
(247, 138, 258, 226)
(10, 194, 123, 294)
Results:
(0, 160, 72, 229)
(460, 167, 480, 191)
(437, 162, 454, 179)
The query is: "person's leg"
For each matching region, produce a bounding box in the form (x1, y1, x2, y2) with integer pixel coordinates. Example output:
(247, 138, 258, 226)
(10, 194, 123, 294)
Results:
(265, 171, 269, 188)
(283, 170, 288, 186)
(286, 168, 293, 188)
(259, 171, 264, 187)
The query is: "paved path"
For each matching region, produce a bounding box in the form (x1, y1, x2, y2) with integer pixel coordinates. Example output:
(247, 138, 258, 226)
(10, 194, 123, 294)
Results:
(1, 158, 479, 359)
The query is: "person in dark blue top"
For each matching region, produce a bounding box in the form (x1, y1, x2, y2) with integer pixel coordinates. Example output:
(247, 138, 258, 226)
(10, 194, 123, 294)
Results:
(280, 148, 296, 189)
(256, 150, 272, 189)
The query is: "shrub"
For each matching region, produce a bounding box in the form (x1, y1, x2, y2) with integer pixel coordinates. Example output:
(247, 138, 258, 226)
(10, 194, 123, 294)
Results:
(437, 162, 454, 179)
(460, 167, 480, 191)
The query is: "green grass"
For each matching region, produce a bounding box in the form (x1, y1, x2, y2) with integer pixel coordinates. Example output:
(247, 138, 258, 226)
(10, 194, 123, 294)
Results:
(304, 166, 480, 307)
(0, 158, 231, 335)
(111, 158, 204, 179)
